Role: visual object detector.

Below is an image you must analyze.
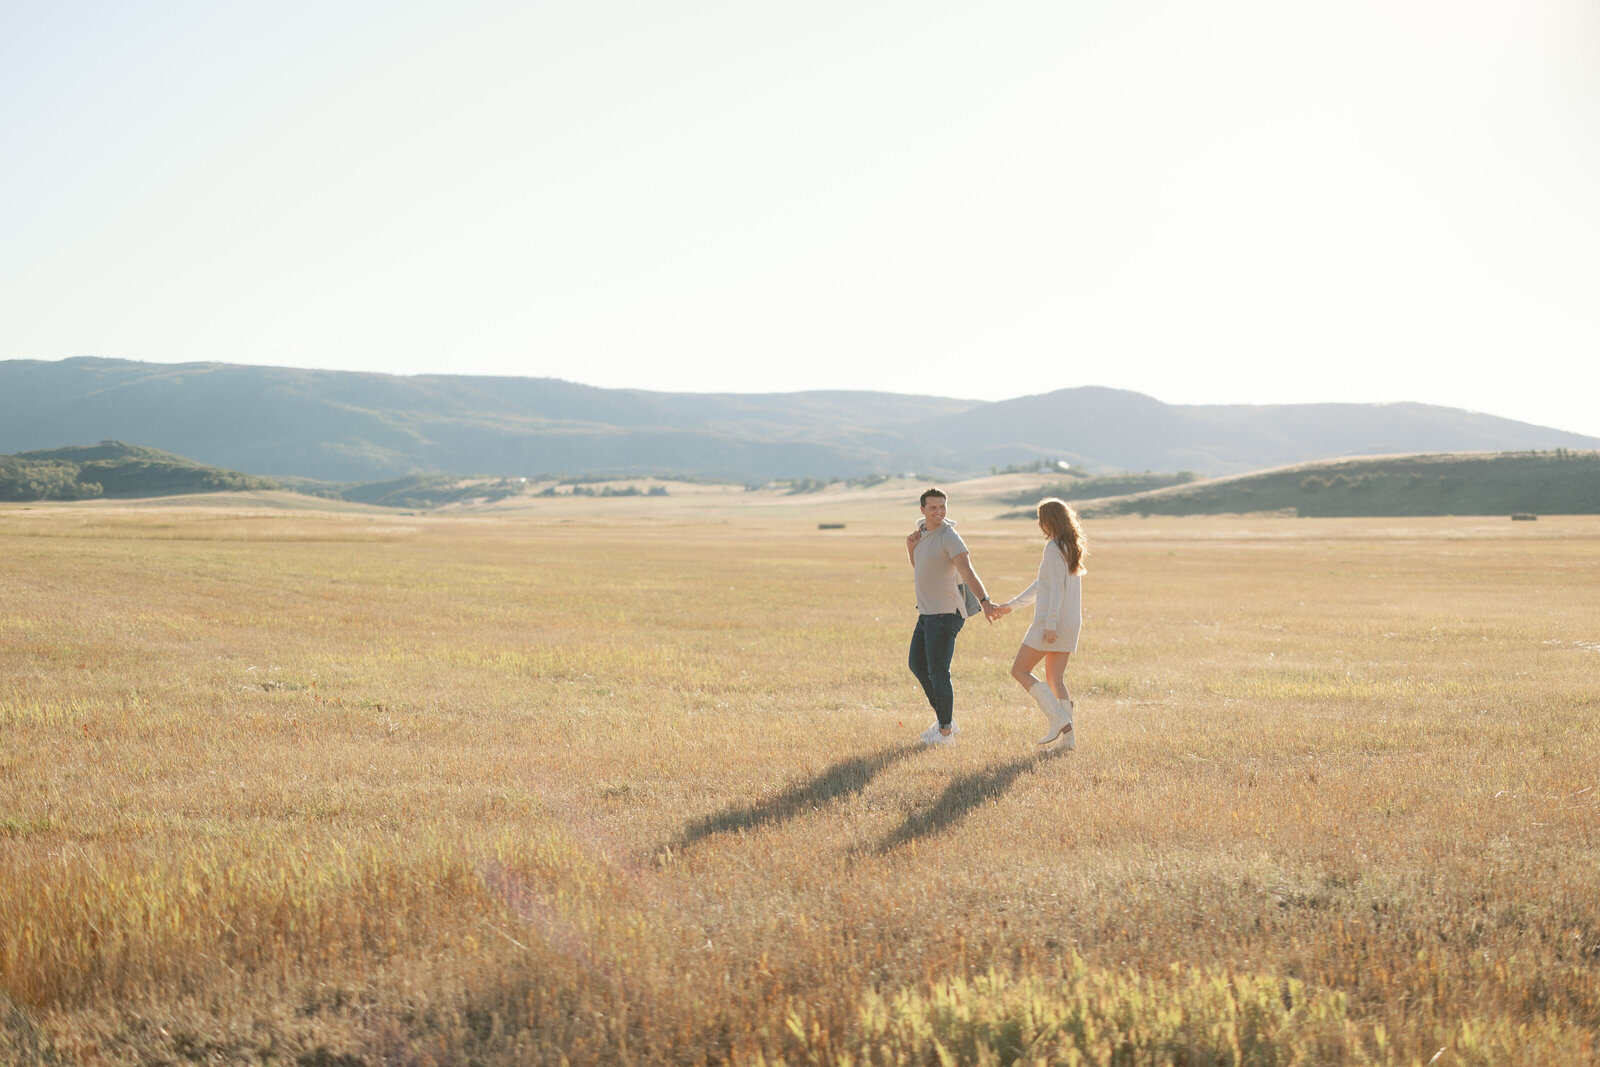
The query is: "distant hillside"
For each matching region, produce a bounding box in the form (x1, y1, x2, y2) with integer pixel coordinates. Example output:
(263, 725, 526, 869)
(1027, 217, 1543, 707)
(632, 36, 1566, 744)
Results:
(1, 441, 281, 501)
(3, 357, 1597, 482)
(333, 474, 536, 509)
(931, 387, 1600, 476)
(1003, 471, 1201, 506)
(1076, 451, 1600, 517)
(0, 358, 970, 483)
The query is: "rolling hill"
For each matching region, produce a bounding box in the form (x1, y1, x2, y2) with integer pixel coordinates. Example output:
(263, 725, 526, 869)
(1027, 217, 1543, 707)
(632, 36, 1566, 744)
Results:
(1067, 450, 1600, 518)
(4, 357, 1597, 483)
(0, 441, 281, 501)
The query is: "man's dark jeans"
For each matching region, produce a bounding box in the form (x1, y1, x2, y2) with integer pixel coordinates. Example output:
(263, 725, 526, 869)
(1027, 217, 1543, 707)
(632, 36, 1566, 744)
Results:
(909, 612, 965, 728)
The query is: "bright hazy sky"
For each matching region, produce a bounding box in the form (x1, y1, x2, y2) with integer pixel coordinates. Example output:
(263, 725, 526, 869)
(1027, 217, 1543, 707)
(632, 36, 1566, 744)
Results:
(5, 1, 1599, 435)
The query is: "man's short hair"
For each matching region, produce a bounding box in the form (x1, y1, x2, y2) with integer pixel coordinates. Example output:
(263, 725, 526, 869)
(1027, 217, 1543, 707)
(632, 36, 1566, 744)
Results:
(919, 487, 947, 507)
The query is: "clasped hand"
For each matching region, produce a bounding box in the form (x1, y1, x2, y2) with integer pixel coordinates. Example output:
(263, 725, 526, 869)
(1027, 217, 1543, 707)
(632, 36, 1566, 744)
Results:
(983, 600, 1010, 623)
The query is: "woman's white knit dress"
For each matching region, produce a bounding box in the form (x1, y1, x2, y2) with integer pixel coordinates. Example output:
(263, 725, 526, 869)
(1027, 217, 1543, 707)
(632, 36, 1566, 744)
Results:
(1005, 542, 1082, 653)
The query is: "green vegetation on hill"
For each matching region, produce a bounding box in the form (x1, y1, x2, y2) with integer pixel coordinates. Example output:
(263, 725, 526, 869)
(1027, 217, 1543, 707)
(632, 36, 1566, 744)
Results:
(337, 475, 531, 509)
(1082, 450, 1600, 517)
(0, 456, 101, 500)
(1, 442, 279, 502)
(990, 458, 1075, 476)
(1005, 471, 1200, 507)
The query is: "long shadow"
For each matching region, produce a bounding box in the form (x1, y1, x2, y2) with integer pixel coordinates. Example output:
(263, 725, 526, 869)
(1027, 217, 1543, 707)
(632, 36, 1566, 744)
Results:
(673, 744, 920, 851)
(877, 746, 1070, 852)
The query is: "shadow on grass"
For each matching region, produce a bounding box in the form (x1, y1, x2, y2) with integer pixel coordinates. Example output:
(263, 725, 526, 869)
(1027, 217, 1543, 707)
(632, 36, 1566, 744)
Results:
(877, 746, 1070, 852)
(673, 744, 920, 851)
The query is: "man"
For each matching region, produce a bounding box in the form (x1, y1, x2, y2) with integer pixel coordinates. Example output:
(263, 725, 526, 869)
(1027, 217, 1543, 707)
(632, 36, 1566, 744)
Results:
(905, 487, 1001, 745)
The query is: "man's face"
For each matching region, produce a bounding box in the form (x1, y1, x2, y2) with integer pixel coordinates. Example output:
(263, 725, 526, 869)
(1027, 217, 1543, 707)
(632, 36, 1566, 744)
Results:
(921, 496, 947, 528)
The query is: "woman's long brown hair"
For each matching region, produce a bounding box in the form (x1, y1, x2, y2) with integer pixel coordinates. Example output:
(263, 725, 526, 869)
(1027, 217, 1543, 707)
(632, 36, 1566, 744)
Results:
(1037, 497, 1087, 574)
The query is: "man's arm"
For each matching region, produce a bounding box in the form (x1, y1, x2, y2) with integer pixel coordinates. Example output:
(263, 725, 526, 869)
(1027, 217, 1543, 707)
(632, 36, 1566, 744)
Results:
(953, 552, 1002, 620)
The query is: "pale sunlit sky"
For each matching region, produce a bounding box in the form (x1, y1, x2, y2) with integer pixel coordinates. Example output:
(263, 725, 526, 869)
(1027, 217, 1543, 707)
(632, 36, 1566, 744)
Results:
(4, 1, 1599, 435)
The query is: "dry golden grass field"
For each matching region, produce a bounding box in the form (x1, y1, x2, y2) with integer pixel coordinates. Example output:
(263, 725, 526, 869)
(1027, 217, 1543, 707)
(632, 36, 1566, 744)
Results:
(2, 488, 1598, 1065)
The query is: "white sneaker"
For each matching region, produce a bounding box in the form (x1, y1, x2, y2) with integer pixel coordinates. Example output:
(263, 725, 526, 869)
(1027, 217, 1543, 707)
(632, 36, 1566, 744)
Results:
(920, 722, 957, 745)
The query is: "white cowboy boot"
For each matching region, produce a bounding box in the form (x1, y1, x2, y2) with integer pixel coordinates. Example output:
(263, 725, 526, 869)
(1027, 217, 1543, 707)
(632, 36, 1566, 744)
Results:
(1030, 681, 1074, 747)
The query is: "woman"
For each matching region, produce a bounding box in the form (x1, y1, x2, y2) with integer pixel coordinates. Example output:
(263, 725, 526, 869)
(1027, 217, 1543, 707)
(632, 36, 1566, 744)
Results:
(998, 498, 1087, 747)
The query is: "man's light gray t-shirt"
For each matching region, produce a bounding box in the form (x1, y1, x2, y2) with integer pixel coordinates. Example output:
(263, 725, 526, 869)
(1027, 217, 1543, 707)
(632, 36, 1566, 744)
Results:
(913, 521, 970, 615)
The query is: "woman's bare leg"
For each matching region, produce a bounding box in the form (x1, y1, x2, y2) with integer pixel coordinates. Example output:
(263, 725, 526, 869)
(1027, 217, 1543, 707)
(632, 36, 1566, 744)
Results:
(1042, 651, 1076, 747)
(1044, 652, 1071, 700)
(1010, 645, 1048, 691)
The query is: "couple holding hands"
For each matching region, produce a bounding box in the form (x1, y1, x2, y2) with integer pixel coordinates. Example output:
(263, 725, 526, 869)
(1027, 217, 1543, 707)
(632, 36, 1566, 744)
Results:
(905, 487, 1086, 749)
